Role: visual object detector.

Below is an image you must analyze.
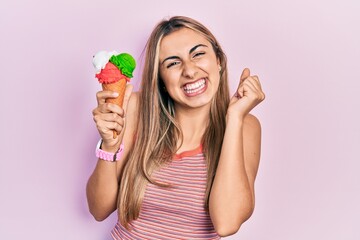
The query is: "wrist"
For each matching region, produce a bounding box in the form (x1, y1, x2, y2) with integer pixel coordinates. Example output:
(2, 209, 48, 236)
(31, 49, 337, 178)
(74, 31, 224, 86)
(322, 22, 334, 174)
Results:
(100, 140, 120, 153)
(96, 139, 124, 162)
(226, 112, 245, 125)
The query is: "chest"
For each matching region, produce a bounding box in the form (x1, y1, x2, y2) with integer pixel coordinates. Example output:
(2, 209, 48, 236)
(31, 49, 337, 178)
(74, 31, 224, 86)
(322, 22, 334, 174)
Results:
(141, 154, 209, 216)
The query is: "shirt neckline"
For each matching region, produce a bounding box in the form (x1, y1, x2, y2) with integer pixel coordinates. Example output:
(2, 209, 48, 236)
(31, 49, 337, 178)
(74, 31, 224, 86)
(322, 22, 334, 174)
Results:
(173, 145, 203, 160)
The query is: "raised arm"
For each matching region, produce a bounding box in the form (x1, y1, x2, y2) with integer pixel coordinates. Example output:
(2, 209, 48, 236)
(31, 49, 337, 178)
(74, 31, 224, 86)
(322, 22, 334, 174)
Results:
(86, 86, 138, 221)
(209, 68, 265, 236)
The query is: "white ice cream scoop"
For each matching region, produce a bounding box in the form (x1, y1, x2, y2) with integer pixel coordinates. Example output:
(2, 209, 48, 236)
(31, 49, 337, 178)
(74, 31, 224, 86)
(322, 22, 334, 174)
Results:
(92, 50, 119, 73)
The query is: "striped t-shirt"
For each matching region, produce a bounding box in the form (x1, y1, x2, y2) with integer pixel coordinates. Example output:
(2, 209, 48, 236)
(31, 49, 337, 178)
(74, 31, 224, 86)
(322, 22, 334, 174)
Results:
(111, 145, 220, 239)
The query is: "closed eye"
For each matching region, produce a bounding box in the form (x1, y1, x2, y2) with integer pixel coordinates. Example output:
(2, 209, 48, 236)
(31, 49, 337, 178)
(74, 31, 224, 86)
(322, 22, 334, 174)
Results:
(167, 61, 180, 68)
(193, 52, 205, 58)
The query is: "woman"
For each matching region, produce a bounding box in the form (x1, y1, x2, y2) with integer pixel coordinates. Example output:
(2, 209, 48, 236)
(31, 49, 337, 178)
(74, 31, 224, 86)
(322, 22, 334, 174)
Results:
(87, 16, 265, 239)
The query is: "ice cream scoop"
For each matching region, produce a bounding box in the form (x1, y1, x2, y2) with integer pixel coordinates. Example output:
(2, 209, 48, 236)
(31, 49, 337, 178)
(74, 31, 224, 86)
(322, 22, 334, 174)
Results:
(93, 50, 119, 74)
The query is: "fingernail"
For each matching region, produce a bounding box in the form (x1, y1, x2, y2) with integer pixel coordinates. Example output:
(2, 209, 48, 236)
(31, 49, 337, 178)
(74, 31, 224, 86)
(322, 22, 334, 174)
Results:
(113, 92, 119, 97)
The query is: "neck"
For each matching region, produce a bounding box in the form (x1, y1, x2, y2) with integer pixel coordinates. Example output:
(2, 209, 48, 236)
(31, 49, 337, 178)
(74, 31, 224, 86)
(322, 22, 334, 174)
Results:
(174, 105, 210, 152)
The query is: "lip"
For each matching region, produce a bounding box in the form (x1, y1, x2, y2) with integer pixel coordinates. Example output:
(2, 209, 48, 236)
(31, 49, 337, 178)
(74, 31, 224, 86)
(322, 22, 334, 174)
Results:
(182, 78, 208, 97)
(181, 78, 205, 87)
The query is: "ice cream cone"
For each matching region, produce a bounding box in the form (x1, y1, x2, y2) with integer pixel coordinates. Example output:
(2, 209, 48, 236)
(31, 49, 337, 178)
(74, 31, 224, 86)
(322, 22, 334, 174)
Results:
(102, 78, 127, 107)
(93, 51, 136, 139)
(102, 78, 127, 138)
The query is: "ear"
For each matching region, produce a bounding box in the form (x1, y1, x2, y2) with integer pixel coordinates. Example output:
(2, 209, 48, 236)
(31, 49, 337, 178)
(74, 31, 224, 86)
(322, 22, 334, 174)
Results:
(217, 58, 222, 72)
(159, 79, 167, 92)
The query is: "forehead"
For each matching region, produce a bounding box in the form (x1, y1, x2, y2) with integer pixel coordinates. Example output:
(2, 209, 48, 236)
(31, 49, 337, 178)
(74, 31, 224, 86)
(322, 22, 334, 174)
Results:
(159, 28, 210, 55)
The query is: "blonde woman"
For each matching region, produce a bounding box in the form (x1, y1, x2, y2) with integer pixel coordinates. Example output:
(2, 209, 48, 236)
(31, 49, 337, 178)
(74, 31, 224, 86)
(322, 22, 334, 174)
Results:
(87, 16, 265, 239)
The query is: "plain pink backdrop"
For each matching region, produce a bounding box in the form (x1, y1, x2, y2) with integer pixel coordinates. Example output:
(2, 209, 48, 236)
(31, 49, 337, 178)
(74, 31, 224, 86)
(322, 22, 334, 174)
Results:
(1, 0, 359, 239)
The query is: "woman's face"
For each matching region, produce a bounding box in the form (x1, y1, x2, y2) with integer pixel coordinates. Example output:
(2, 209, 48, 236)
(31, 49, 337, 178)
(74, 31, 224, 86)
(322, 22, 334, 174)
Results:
(159, 28, 220, 110)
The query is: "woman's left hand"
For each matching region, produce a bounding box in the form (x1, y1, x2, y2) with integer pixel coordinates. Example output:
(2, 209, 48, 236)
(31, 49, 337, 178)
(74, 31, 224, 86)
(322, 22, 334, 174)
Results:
(227, 68, 265, 120)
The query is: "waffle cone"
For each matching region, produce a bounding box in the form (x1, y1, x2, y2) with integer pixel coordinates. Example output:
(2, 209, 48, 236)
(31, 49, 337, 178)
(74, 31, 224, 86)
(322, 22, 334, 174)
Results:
(102, 78, 127, 138)
(102, 78, 127, 107)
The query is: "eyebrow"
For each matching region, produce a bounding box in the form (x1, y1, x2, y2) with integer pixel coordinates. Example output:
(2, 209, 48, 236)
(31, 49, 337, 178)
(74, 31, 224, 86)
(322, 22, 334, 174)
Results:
(161, 44, 208, 65)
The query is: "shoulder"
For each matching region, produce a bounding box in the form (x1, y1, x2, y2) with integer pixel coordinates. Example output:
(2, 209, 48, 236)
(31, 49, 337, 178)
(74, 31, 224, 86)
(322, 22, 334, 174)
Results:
(125, 91, 141, 123)
(123, 91, 140, 145)
(127, 91, 140, 114)
(243, 113, 261, 136)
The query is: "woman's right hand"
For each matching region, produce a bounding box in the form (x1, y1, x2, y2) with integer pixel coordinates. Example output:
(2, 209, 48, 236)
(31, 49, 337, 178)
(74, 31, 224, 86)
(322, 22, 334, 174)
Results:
(92, 85, 133, 152)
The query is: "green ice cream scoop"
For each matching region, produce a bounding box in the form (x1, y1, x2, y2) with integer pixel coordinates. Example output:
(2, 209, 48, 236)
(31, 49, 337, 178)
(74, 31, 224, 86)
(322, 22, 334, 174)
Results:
(109, 53, 136, 78)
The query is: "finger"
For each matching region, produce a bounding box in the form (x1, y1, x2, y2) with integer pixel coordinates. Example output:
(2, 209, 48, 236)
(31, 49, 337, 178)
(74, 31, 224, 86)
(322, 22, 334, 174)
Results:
(234, 68, 250, 97)
(250, 75, 262, 91)
(99, 102, 124, 116)
(252, 75, 259, 82)
(233, 79, 257, 100)
(92, 107, 99, 117)
(245, 76, 262, 92)
(97, 121, 124, 136)
(95, 112, 124, 126)
(232, 85, 244, 101)
(240, 68, 251, 84)
(95, 113, 125, 130)
(96, 90, 119, 105)
(122, 84, 133, 116)
(242, 79, 258, 94)
(108, 121, 124, 135)
(243, 78, 266, 101)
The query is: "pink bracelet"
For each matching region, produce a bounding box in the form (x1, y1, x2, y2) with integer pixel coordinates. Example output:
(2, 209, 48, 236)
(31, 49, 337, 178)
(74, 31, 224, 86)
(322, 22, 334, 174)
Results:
(95, 139, 124, 162)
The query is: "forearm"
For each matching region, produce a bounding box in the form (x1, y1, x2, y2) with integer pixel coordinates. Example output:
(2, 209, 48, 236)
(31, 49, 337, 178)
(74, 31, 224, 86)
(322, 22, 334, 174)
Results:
(209, 117, 254, 235)
(86, 160, 120, 221)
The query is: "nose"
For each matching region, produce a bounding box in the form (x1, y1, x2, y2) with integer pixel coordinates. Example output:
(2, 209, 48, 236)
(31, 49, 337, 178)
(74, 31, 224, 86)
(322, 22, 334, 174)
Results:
(182, 61, 197, 79)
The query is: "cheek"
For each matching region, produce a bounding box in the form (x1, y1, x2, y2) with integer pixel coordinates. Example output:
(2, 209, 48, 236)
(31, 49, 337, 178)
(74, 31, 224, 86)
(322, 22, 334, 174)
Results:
(160, 70, 181, 87)
(198, 57, 218, 72)
(159, 70, 170, 86)
(161, 76, 179, 96)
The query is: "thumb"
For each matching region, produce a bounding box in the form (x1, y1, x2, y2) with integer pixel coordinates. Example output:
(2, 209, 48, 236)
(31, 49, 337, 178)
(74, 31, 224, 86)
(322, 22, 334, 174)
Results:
(240, 68, 251, 83)
(122, 84, 133, 114)
(233, 68, 250, 100)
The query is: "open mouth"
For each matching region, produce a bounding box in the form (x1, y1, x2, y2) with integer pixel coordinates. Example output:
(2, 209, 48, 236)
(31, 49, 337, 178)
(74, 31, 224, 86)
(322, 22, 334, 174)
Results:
(182, 78, 207, 96)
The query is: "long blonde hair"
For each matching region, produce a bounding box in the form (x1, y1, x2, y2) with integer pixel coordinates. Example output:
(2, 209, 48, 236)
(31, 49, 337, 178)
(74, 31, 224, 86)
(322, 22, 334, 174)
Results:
(118, 16, 230, 229)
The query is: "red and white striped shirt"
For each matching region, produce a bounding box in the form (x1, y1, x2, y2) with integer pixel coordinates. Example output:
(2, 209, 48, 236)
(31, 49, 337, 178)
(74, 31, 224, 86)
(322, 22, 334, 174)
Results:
(111, 145, 220, 239)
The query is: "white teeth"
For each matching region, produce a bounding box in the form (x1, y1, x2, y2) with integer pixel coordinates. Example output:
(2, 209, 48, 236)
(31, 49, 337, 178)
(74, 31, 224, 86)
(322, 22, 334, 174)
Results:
(183, 79, 206, 92)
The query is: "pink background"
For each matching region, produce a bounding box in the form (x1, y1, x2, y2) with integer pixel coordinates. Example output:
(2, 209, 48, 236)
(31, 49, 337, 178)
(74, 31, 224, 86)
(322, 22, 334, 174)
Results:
(1, 0, 359, 239)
